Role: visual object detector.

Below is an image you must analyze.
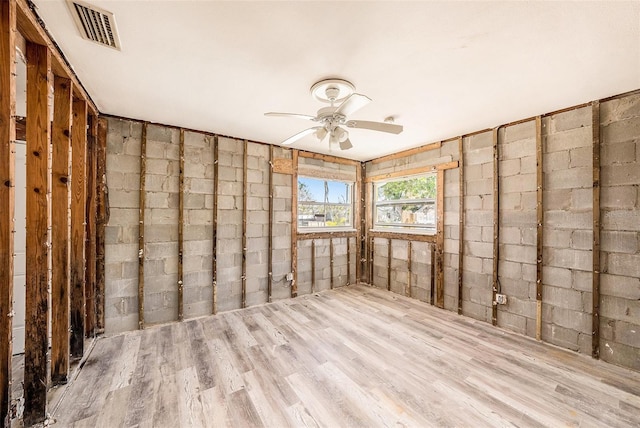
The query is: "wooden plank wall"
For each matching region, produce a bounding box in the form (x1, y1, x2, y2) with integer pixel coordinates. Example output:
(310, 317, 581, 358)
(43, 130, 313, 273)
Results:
(0, 2, 98, 424)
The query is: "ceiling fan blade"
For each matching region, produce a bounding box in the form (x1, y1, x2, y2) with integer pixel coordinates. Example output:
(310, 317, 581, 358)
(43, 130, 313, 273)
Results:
(334, 93, 371, 117)
(345, 120, 403, 134)
(281, 127, 323, 146)
(339, 138, 353, 151)
(265, 112, 317, 121)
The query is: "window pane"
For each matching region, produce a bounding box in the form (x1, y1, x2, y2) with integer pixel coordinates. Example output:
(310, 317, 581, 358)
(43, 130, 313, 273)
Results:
(374, 173, 437, 231)
(298, 176, 353, 229)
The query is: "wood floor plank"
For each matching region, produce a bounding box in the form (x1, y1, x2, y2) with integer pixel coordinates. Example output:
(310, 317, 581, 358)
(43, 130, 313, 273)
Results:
(49, 285, 640, 428)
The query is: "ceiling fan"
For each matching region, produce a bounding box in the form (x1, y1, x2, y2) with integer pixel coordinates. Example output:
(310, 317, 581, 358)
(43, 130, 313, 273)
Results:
(265, 78, 403, 151)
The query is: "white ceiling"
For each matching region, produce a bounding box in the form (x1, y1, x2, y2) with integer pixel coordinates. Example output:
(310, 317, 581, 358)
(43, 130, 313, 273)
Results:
(33, 1, 640, 161)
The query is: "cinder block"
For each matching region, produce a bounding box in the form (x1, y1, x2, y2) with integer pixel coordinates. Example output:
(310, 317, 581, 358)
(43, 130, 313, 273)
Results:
(601, 163, 640, 186)
(569, 146, 592, 169)
(600, 186, 637, 209)
(542, 150, 569, 173)
(497, 311, 527, 335)
(543, 286, 584, 311)
(601, 115, 640, 145)
(602, 210, 640, 232)
(543, 247, 592, 271)
(606, 253, 640, 278)
(544, 211, 592, 230)
(550, 306, 591, 333)
(498, 260, 522, 280)
(600, 274, 640, 300)
(543, 263, 571, 293)
(545, 126, 591, 153)
(464, 132, 493, 151)
(542, 323, 579, 352)
(549, 106, 591, 132)
(570, 230, 593, 250)
(544, 189, 571, 210)
(571, 270, 592, 292)
(544, 167, 591, 190)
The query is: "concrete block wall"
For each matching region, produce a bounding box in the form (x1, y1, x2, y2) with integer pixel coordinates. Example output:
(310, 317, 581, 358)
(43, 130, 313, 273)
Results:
(409, 242, 434, 303)
(542, 106, 593, 353)
(104, 120, 143, 332)
(143, 125, 180, 325)
(363, 91, 640, 372)
(461, 132, 494, 323)
(498, 122, 538, 336)
(297, 237, 353, 294)
(599, 94, 640, 370)
(216, 137, 244, 312)
(270, 146, 293, 301)
(105, 120, 297, 333)
(183, 131, 214, 318)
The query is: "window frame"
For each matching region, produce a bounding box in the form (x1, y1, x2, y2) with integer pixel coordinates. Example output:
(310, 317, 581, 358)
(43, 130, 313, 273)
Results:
(372, 172, 437, 235)
(297, 175, 355, 232)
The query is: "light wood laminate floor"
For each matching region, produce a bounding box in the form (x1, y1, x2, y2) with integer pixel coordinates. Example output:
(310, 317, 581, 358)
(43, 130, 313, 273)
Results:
(52, 285, 640, 427)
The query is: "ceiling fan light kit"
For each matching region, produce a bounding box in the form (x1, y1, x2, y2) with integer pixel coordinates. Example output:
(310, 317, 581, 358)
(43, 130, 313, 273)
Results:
(265, 78, 404, 151)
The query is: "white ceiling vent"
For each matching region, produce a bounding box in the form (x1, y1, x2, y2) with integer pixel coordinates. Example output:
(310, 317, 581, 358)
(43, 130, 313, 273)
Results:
(67, 0, 121, 50)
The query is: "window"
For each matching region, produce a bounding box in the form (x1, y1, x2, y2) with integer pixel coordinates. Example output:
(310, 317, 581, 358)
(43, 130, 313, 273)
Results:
(374, 173, 436, 232)
(298, 177, 353, 229)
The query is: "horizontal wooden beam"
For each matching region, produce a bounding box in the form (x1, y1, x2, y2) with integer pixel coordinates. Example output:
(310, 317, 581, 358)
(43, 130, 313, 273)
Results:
(298, 150, 359, 166)
(16, 0, 97, 114)
(366, 161, 459, 183)
(370, 141, 441, 165)
(368, 230, 436, 243)
(297, 231, 358, 241)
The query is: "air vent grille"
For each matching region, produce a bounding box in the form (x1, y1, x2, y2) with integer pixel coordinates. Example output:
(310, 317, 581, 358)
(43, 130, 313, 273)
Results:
(68, 1, 121, 50)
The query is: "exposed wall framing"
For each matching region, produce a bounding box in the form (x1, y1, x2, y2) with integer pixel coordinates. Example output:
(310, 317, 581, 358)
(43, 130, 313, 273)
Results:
(137, 123, 147, 329)
(436, 169, 445, 308)
(212, 135, 218, 314)
(267, 145, 274, 302)
(406, 241, 412, 298)
(387, 238, 392, 291)
(329, 238, 335, 289)
(178, 129, 185, 321)
(491, 128, 500, 326)
(535, 116, 543, 340)
(591, 100, 601, 359)
(457, 137, 464, 315)
(95, 117, 107, 332)
(70, 98, 87, 358)
(51, 75, 72, 385)
(311, 240, 316, 293)
(242, 140, 248, 308)
(23, 41, 51, 427)
(291, 149, 299, 297)
(0, 1, 16, 422)
(84, 115, 97, 336)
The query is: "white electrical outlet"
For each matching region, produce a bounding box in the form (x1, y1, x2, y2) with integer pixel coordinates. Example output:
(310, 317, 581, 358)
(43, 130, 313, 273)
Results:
(286, 272, 294, 281)
(496, 294, 508, 305)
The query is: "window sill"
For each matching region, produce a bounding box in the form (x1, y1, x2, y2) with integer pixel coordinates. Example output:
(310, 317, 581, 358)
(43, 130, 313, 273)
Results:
(298, 227, 356, 234)
(371, 227, 436, 236)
